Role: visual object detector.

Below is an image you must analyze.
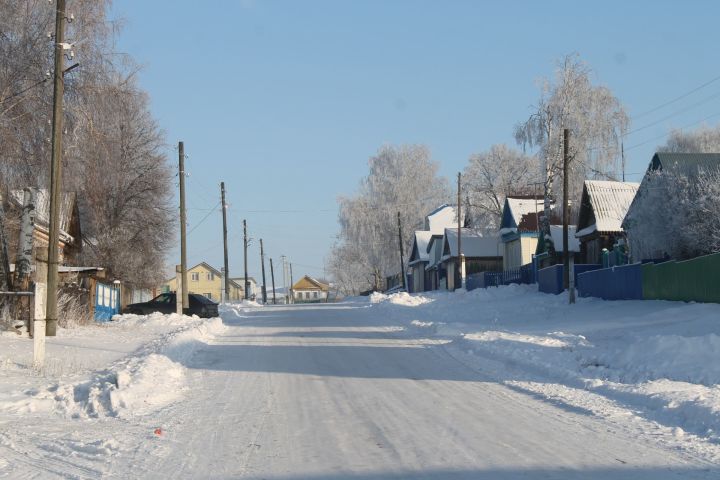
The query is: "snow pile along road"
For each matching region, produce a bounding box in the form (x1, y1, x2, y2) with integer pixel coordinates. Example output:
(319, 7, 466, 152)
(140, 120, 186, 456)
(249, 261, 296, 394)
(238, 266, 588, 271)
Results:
(0, 313, 225, 419)
(375, 286, 720, 458)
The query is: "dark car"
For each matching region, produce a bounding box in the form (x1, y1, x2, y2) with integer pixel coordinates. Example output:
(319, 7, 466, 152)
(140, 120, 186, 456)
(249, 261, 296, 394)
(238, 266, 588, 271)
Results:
(123, 292, 219, 318)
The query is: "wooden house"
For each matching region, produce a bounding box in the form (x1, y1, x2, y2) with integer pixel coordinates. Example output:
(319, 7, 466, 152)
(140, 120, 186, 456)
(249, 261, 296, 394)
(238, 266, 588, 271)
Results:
(623, 152, 720, 261)
(292, 275, 329, 303)
(440, 228, 502, 290)
(499, 197, 543, 270)
(575, 180, 639, 264)
(7, 188, 82, 265)
(162, 262, 243, 301)
(407, 231, 434, 292)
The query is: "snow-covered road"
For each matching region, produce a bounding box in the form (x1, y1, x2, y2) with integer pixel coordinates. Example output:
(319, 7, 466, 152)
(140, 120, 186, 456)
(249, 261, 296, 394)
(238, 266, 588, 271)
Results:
(107, 302, 715, 479)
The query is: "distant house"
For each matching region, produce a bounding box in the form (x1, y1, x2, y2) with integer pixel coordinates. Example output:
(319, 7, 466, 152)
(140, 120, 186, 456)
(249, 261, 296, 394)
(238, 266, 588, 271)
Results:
(440, 228, 502, 290)
(407, 231, 433, 292)
(7, 188, 82, 264)
(231, 276, 258, 299)
(623, 152, 720, 261)
(162, 262, 243, 301)
(575, 180, 639, 264)
(499, 197, 543, 270)
(424, 233, 446, 290)
(424, 204, 461, 233)
(292, 275, 329, 303)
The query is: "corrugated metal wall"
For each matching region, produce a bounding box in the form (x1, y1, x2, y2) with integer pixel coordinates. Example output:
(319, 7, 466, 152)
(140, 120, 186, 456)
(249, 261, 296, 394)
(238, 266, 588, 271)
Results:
(643, 253, 720, 303)
(577, 263, 643, 300)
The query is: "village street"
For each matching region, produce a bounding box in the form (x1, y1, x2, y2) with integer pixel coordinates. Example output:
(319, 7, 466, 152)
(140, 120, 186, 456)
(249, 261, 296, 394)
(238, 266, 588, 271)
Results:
(85, 303, 720, 478)
(2, 295, 720, 479)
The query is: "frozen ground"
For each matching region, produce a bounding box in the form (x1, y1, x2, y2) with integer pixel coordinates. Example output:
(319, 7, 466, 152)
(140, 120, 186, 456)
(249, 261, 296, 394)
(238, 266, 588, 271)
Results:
(0, 291, 719, 479)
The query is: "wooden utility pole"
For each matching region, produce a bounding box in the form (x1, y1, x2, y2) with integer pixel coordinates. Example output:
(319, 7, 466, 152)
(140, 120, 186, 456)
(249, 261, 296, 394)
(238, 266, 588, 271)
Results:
(280, 255, 287, 304)
(260, 239, 267, 304)
(220, 182, 230, 302)
(457, 172, 464, 290)
(396, 212, 406, 290)
(562, 129, 575, 305)
(269, 258, 277, 304)
(179, 142, 189, 314)
(289, 263, 294, 303)
(621, 142, 626, 182)
(243, 219, 249, 300)
(45, 0, 67, 336)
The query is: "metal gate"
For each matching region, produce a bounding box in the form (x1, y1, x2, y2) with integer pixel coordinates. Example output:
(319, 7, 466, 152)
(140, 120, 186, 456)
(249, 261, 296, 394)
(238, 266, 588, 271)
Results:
(94, 281, 120, 321)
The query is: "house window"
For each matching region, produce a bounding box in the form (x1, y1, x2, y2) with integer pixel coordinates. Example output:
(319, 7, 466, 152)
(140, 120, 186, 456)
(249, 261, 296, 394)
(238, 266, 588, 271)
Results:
(305, 292, 310, 299)
(313, 292, 318, 299)
(204, 293, 212, 299)
(207, 272, 214, 281)
(296, 292, 302, 299)
(191, 272, 199, 281)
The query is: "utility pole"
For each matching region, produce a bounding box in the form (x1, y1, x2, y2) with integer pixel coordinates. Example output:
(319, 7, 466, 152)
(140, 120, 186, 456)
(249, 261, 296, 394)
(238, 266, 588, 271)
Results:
(621, 142, 626, 183)
(289, 263, 294, 303)
(45, 0, 67, 336)
(269, 257, 277, 304)
(179, 141, 189, 314)
(396, 212, 406, 291)
(280, 255, 287, 304)
(243, 219, 249, 300)
(457, 172, 465, 290)
(260, 239, 267, 304)
(221, 182, 230, 302)
(562, 128, 575, 304)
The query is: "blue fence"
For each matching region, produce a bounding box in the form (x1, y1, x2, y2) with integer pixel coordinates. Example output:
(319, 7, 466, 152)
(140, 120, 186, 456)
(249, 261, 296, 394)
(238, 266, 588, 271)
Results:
(538, 264, 602, 295)
(576, 263, 643, 300)
(466, 263, 536, 291)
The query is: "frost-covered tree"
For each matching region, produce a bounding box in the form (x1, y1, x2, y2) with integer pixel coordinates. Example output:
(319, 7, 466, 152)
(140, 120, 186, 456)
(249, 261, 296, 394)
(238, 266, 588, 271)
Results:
(625, 165, 720, 260)
(329, 145, 451, 293)
(463, 144, 539, 232)
(515, 54, 629, 245)
(658, 124, 720, 153)
(0, 0, 174, 288)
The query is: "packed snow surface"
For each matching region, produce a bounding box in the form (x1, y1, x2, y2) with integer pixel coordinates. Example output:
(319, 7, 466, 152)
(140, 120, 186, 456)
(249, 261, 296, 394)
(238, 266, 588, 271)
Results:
(1, 291, 719, 478)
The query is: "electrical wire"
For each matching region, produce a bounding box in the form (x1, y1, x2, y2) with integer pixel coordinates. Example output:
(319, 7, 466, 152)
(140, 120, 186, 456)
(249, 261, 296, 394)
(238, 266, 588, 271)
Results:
(187, 200, 221, 236)
(632, 73, 720, 120)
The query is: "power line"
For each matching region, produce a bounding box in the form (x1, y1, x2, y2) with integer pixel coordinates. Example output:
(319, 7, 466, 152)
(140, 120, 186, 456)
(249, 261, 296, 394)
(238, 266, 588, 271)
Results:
(187, 200, 221, 236)
(633, 73, 720, 120)
(625, 88, 720, 137)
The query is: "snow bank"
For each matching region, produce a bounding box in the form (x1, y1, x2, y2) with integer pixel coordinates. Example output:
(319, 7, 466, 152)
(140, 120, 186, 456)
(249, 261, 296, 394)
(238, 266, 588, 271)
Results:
(370, 291, 433, 306)
(4, 314, 226, 419)
(371, 284, 720, 447)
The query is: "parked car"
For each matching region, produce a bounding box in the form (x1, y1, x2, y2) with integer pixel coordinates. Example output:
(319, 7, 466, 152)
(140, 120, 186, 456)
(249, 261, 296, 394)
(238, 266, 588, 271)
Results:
(123, 292, 219, 318)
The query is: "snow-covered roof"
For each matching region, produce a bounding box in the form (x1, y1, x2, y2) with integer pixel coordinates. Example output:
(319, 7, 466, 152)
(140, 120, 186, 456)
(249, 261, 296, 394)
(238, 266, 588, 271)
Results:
(408, 231, 433, 265)
(576, 180, 639, 237)
(549, 225, 580, 253)
(500, 197, 544, 233)
(442, 228, 502, 259)
(425, 204, 459, 234)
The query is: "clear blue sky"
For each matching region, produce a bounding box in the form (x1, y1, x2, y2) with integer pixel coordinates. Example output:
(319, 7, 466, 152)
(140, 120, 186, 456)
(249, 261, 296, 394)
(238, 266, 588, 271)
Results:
(110, 0, 720, 284)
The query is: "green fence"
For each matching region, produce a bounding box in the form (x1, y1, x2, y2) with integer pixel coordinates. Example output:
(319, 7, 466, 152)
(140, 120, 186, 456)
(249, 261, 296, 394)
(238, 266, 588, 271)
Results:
(642, 253, 720, 303)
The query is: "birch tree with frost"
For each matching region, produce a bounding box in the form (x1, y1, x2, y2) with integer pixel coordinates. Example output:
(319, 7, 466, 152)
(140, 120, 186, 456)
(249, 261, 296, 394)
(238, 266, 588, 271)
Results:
(514, 54, 629, 246)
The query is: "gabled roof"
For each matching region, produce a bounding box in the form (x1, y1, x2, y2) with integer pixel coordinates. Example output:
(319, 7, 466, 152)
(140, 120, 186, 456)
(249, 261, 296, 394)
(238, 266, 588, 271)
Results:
(231, 276, 257, 284)
(408, 231, 433, 265)
(190, 262, 223, 276)
(500, 197, 544, 234)
(10, 188, 78, 243)
(425, 204, 459, 233)
(576, 180, 639, 237)
(292, 275, 329, 291)
(650, 152, 720, 173)
(442, 228, 501, 259)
